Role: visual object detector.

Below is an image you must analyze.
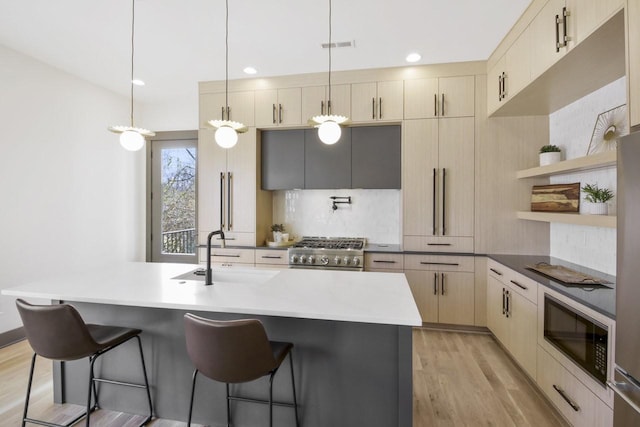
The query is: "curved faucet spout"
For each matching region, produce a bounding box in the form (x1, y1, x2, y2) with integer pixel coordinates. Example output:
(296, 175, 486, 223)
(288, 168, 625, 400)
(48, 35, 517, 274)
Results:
(206, 230, 225, 285)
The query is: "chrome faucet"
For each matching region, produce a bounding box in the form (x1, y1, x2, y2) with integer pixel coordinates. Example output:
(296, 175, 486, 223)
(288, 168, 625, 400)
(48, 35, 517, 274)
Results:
(205, 229, 225, 286)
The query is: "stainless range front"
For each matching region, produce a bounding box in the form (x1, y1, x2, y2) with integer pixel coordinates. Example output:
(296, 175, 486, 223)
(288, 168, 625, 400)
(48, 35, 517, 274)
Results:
(288, 237, 365, 271)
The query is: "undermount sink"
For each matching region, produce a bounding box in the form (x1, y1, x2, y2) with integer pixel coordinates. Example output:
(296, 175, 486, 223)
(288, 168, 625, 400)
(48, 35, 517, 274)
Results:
(172, 268, 278, 285)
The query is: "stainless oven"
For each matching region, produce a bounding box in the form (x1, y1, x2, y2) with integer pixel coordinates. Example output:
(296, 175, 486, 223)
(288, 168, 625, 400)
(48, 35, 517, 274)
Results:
(544, 294, 609, 385)
(288, 237, 365, 271)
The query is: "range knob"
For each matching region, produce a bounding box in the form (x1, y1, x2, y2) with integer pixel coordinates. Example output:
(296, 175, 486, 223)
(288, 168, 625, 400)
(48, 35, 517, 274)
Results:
(352, 257, 361, 266)
(343, 256, 350, 265)
(290, 255, 299, 263)
(308, 255, 315, 264)
(300, 255, 307, 264)
(320, 256, 330, 265)
(334, 256, 341, 265)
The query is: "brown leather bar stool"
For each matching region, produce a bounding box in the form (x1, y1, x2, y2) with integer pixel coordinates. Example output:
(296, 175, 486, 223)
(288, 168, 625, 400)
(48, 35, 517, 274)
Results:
(184, 313, 299, 427)
(15, 299, 153, 427)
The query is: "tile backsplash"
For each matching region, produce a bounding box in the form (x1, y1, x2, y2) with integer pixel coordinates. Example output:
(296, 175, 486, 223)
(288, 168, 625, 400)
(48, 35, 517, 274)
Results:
(272, 189, 401, 244)
(547, 77, 625, 275)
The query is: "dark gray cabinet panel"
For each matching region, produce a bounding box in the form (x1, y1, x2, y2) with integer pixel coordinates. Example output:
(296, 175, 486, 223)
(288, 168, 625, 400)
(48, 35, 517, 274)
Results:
(261, 129, 305, 190)
(304, 128, 352, 189)
(351, 125, 401, 189)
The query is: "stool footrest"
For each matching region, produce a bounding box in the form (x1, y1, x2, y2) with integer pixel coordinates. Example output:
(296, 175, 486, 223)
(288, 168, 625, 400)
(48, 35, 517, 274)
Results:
(228, 395, 297, 408)
(93, 377, 148, 389)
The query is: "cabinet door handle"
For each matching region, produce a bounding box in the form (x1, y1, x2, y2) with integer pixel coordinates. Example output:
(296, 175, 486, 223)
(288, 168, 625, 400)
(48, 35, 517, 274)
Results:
(213, 254, 241, 258)
(327, 99, 332, 115)
(432, 168, 437, 235)
(227, 106, 231, 121)
(219, 172, 225, 230)
(502, 288, 506, 315)
(505, 290, 510, 318)
(420, 262, 459, 266)
(272, 104, 276, 124)
(489, 268, 503, 276)
(433, 272, 438, 295)
(562, 8, 570, 47)
(498, 75, 502, 102)
(553, 385, 580, 412)
(373, 260, 397, 264)
(442, 168, 446, 235)
(321, 100, 325, 115)
(501, 72, 507, 99)
(227, 172, 232, 231)
(261, 255, 282, 259)
(434, 93, 438, 116)
(555, 13, 561, 52)
(279, 103, 283, 123)
(427, 243, 452, 246)
(510, 280, 527, 291)
(441, 93, 445, 117)
(441, 273, 445, 295)
(379, 97, 383, 119)
(372, 97, 376, 119)
(221, 106, 225, 120)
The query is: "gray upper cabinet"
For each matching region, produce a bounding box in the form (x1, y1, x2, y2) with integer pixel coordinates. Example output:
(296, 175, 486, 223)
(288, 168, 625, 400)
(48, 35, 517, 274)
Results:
(261, 129, 305, 190)
(351, 125, 401, 189)
(304, 128, 352, 189)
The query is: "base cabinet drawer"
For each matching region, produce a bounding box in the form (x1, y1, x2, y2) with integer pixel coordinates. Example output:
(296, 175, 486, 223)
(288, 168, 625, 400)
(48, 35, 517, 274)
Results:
(255, 249, 288, 266)
(403, 236, 474, 253)
(199, 248, 255, 266)
(537, 346, 613, 427)
(364, 253, 404, 271)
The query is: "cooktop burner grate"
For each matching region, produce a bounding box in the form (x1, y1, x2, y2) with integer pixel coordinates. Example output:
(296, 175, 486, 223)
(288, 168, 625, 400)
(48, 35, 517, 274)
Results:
(292, 237, 365, 250)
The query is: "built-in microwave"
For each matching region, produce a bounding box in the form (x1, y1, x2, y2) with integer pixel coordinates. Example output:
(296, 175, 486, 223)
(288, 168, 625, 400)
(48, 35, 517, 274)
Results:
(544, 294, 609, 385)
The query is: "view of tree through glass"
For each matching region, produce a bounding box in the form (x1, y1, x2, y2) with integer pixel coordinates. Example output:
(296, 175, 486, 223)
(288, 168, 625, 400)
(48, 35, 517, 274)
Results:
(161, 147, 196, 254)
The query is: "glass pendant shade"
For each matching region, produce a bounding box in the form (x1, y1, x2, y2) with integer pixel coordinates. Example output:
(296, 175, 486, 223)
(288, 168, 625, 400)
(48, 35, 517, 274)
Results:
(318, 120, 341, 145)
(120, 130, 146, 151)
(214, 125, 239, 148)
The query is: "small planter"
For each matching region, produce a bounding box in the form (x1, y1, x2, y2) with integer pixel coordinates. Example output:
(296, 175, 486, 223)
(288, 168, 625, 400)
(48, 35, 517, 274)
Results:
(539, 151, 561, 166)
(273, 231, 283, 242)
(585, 202, 608, 215)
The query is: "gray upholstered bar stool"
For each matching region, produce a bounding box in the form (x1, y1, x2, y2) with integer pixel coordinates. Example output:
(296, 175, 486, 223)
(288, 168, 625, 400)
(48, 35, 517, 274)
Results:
(183, 313, 299, 427)
(15, 299, 153, 427)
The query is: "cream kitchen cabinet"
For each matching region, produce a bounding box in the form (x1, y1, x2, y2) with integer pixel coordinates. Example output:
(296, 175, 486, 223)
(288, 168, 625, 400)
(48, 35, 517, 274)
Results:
(567, 0, 623, 46)
(255, 88, 302, 127)
(255, 248, 289, 269)
(487, 55, 507, 115)
(198, 128, 256, 246)
(404, 254, 475, 326)
(199, 91, 255, 129)
(402, 117, 474, 252)
(198, 247, 255, 267)
(301, 84, 351, 121)
(404, 76, 475, 119)
(351, 80, 403, 122)
(364, 253, 404, 272)
(530, 0, 572, 80)
(486, 260, 538, 379)
(628, 0, 640, 130)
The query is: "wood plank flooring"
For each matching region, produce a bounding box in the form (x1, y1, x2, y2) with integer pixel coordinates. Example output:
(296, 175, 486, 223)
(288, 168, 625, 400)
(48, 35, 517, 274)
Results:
(1, 329, 566, 426)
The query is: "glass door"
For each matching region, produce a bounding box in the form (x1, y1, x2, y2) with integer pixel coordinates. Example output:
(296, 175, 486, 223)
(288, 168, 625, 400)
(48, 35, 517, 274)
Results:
(151, 136, 197, 263)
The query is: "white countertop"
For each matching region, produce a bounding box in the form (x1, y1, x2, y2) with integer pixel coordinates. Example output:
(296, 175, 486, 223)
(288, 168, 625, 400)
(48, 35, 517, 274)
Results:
(2, 263, 421, 327)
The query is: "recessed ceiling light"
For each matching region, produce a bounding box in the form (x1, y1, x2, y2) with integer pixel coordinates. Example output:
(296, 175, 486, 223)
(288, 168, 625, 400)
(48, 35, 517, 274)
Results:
(243, 67, 257, 75)
(132, 79, 145, 86)
(405, 53, 421, 63)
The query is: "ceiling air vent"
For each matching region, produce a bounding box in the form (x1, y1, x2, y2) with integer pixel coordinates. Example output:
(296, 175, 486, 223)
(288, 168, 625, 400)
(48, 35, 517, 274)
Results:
(321, 40, 354, 49)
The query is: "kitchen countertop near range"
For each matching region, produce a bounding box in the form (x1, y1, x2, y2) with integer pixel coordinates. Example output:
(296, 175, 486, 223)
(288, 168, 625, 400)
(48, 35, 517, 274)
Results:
(488, 254, 615, 320)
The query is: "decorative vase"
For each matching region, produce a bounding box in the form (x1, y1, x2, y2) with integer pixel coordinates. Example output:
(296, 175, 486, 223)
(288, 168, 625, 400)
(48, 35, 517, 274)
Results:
(586, 202, 608, 215)
(273, 231, 282, 242)
(540, 151, 561, 166)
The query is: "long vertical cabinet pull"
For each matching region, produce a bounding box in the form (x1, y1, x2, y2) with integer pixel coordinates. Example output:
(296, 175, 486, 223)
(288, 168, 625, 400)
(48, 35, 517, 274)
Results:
(498, 75, 502, 102)
(434, 94, 438, 116)
(442, 168, 446, 235)
(505, 290, 511, 318)
(227, 172, 232, 231)
(441, 94, 445, 117)
(502, 288, 506, 315)
(278, 104, 283, 124)
(321, 100, 325, 115)
(441, 273, 445, 295)
(433, 272, 438, 295)
(561, 8, 570, 48)
(221, 106, 225, 120)
(272, 104, 276, 124)
(226, 106, 231, 121)
(432, 168, 437, 235)
(219, 172, 225, 230)
(327, 100, 332, 115)
(379, 97, 383, 119)
(371, 98, 376, 119)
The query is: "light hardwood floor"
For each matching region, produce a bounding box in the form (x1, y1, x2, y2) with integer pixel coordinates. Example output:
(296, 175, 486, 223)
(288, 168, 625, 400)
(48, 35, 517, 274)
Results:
(1, 329, 566, 426)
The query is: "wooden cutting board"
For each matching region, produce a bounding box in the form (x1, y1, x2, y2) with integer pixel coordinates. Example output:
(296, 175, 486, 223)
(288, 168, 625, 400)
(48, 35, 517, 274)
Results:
(531, 183, 580, 212)
(526, 262, 611, 285)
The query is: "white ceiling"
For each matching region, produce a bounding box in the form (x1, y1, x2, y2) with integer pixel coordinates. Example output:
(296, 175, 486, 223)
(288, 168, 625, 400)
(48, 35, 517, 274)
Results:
(0, 0, 531, 104)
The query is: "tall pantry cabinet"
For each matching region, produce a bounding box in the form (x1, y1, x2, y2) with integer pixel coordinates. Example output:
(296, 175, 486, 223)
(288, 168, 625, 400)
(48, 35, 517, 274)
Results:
(402, 76, 475, 253)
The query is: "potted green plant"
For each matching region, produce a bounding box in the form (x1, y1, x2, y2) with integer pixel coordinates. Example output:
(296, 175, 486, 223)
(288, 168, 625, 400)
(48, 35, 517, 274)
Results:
(539, 144, 562, 166)
(582, 183, 614, 215)
(270, 224, 286, 242)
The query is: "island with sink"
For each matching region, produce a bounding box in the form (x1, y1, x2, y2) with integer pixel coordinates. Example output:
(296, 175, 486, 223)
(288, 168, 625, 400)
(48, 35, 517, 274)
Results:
(2, 262, 421, 427)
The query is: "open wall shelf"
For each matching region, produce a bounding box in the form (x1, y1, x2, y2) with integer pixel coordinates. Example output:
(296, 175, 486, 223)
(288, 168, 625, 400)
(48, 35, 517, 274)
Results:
(516, 151, 616, 179)
(517, 211, 617, 228)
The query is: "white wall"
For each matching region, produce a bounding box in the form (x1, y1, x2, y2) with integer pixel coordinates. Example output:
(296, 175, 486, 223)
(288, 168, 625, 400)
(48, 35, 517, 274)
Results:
(143, 93, 198, 132)
(0, 44, 146, 334)
(272, 189, 401, 244)
(548, 77, 625, 275)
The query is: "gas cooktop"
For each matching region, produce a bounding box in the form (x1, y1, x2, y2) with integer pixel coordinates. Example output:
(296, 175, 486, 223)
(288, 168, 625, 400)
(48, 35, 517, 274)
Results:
(292, 237, 365, 250)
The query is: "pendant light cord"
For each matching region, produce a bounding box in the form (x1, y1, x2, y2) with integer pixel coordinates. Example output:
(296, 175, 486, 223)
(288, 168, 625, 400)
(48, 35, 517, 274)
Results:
(327, 0, 332, 107)
(225, 0, 229, 112)
(130, 0, 136, 127)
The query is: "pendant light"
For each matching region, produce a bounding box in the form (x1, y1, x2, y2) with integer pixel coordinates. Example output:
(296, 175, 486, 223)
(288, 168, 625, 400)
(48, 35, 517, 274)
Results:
(207, 0, 247, 149)
(108, 0, 155, 151)
(308, 0, 350, 145)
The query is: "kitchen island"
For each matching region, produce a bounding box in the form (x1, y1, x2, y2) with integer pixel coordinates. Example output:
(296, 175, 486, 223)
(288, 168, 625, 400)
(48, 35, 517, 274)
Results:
(3, 263, 421, 427)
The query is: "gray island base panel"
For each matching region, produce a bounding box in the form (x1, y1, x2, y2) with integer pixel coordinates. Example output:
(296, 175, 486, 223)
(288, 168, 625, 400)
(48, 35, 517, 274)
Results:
(56, 301, 413, 427)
